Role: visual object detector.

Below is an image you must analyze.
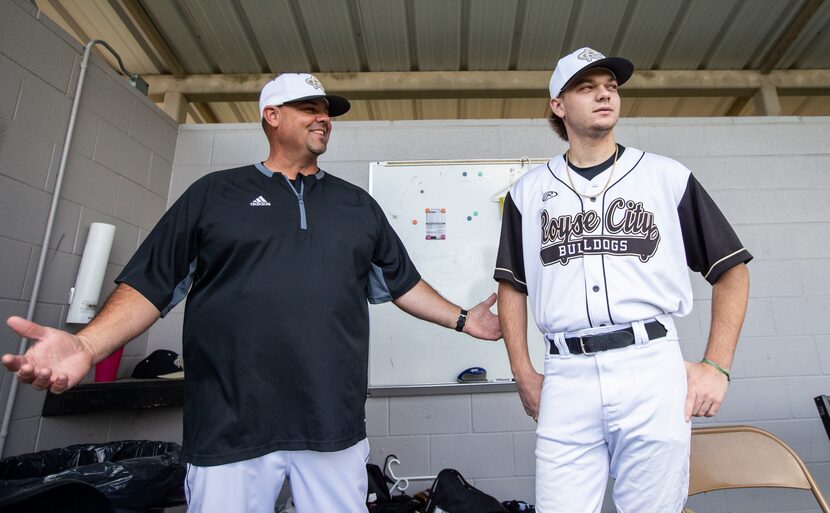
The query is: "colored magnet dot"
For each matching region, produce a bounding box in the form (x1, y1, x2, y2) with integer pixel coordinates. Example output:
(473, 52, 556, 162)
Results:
(425, 208, 430, 213)
(473, 211, 479, 216)
(412, 219, 418, 225)
(440, 208, 446, 213)
(477, 171, 483, 177)
(466, 216, 472, 221)
(462, 171, 468, 177)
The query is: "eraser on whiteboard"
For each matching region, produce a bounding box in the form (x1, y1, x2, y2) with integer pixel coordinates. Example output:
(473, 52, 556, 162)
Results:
(457, 367, 487, 383)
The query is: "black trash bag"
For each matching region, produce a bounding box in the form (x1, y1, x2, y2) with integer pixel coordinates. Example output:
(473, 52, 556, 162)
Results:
(0, 479, 113, 513)
(0, 440, 185, 512)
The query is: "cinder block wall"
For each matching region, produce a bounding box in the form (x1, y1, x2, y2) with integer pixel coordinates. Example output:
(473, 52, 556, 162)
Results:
(0, 1, 179, 456)
(160, 117, 830, 512)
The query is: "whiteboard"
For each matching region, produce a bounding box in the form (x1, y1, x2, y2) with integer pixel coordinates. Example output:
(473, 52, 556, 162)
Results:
(369, 159, 546, 387)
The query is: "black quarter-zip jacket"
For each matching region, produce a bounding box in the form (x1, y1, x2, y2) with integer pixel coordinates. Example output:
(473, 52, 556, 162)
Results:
(117, 163, 421, 465)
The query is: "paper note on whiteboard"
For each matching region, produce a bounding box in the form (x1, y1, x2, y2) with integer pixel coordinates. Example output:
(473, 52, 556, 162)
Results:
(425, 208, 447, 239)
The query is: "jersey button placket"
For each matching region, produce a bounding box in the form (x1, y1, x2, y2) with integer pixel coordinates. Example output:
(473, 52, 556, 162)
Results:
(584, 202, 610, 326)
(583, 252, 605, 326)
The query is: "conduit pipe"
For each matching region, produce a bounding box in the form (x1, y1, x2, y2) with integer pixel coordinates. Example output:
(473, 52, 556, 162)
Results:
(0, 40, 142, 457)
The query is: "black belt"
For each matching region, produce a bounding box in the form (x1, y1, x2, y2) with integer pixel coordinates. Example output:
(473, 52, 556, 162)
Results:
(550, 321, 667, 355)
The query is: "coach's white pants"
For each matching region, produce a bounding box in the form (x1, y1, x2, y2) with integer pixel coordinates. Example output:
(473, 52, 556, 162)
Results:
(185, 438, 370, 513)
(536, 329, 690, 513)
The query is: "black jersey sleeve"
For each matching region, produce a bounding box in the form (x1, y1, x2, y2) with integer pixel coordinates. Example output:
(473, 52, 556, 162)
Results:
(366, 199, 421, 303)
(678, 174, 752, 284)
(494, 192, 528, 294)
(115, 177, 209, 315)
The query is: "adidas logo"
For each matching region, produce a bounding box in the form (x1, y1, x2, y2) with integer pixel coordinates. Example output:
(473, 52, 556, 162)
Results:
(249, 196, 271, 206)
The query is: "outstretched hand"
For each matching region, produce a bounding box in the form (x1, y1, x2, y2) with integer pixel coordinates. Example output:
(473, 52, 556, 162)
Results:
(3, 316, 94, 394)
(463, 293, 502, 340)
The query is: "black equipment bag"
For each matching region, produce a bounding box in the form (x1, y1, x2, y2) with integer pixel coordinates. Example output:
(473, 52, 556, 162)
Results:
(367, 463, 393, 504)
(424, 468, 509, 513)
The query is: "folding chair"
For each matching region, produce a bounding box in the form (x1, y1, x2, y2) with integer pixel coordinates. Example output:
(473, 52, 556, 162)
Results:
(683, 425, 830, 513)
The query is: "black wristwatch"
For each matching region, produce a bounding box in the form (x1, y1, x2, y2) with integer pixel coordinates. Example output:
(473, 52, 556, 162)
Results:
(454, 308, 468, 332)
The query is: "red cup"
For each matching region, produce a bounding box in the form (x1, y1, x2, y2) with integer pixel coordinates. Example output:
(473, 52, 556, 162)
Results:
(94, 347, 124, 382)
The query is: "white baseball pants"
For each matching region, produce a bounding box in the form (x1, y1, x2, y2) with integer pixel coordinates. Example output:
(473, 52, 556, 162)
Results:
(185, 438, 370, 513)
(536, 323, 690, 513)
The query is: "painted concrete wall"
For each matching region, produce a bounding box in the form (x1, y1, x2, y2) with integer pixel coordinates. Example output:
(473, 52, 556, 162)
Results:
(157, 116, 830, 512)
(0, 0, 179, 456)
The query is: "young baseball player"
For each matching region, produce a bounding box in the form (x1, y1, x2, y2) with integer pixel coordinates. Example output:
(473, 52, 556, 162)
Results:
(494, 47, 751, 512)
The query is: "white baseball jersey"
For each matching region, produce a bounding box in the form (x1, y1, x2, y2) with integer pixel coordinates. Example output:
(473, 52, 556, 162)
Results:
(494, 146, 752, 336)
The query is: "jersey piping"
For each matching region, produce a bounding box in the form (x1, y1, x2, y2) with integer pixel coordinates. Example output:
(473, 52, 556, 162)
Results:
(494, 267, 526, 285)
(600, 151, 646, 325)
(546, 161, 595, 328)
(704, 248, 750, 280)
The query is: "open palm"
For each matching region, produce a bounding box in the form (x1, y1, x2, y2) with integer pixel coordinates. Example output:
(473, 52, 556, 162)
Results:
(3, 316, 94, 393)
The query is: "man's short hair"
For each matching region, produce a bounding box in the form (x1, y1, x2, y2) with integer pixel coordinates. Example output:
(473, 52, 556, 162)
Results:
(548, 111, 568, 141)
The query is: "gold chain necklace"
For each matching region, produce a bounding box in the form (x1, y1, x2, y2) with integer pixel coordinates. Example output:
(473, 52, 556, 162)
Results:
(565, 143, 618, 199)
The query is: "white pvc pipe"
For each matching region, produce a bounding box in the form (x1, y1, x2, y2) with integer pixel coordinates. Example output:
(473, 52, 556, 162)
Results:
(66, 223, 116, 324)
(0, 40, 109, 457)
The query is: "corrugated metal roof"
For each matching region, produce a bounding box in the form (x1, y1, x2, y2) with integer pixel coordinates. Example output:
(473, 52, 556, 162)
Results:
(360, 0, 410, 71)
(36, 0, 830, 122)
(415, 0, 463, 70)
(142, 0, 214, 73)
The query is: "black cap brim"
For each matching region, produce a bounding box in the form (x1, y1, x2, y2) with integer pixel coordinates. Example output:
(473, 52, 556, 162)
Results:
(560, 57, 634, 94)
(284, 94, 351, 117)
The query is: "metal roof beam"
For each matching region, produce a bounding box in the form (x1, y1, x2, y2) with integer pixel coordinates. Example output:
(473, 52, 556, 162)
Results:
(190, 103, 219, 124)
(758, 0, 825, 74)
(115, 0, 187, 77)
(161, 91, 188, 123)
(753, 81, 782, 116)
(144, 70, 830, 103)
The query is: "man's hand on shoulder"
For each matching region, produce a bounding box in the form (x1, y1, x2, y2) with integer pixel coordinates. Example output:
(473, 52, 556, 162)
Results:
(684, 360, 729, 422)
(462, 293, 502, 340)
(4, 316, 95, 394)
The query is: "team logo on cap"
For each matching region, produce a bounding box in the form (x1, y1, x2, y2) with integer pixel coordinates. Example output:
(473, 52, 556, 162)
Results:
(305, 75, 324, 91)
(577, 48, 604, 62)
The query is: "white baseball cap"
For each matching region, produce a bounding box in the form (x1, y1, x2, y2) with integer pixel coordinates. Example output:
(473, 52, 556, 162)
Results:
(549, 47, 634, 98)
(259, 73, 351, 117)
